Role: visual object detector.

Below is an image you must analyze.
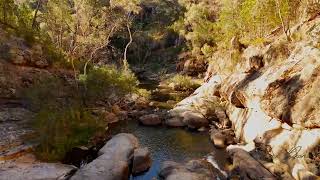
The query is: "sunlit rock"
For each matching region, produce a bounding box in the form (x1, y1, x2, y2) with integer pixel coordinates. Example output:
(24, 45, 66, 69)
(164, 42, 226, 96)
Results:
(71, 133, 139, 180)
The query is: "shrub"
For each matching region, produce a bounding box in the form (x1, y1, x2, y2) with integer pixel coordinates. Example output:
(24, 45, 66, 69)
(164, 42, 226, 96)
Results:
(81, 65, 139, 104)
(166, 74, 201, 91)
(33, 107, 106, 161)
(136, 88, 151, 101)
(25, 65, 139, 161)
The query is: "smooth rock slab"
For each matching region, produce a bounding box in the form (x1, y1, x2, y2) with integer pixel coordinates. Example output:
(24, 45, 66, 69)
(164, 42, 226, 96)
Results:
(0, 162, 77, 180)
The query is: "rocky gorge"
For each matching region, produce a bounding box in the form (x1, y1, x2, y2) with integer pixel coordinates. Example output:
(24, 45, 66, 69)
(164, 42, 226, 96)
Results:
(1, 2, 320, 180)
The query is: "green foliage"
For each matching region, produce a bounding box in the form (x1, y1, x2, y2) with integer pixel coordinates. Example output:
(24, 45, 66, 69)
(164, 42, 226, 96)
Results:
(0, 0, 36, 42)
(166, 74, 201, 91)
(33, 107, 106, 161)
(82, 65, 138, 103)
(25, 65, 139, 161)
(172, 1, 218, 50)
(169, 0, 308, 74)
(217, 0, 302, 45)
(136, 88, 151, 100)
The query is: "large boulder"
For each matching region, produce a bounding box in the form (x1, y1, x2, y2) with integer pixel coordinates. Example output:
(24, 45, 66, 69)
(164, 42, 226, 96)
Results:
(71, 133, 139, 180)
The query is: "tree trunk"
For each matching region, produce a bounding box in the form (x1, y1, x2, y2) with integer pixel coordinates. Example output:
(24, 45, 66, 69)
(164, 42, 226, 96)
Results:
(275, 0, 291, 41)
(123, 23, 132, 72)
(32, 0, 41, 29)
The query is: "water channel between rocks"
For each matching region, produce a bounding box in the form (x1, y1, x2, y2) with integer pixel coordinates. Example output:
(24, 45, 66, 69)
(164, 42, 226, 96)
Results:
(111, 120, 228, 180)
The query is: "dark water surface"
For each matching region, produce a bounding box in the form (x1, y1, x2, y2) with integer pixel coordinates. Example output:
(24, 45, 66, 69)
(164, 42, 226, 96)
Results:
(113, 120, 227, 180)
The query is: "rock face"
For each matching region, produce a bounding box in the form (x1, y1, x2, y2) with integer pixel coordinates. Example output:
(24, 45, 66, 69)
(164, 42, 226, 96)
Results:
(0, 107, 36, 161)
(132, 147, 152, 174)
(139, 114, 162, 126)
(159, 160, 226, 180)
(171, 17, 320, 179)
(71, 133, 140, 180)
(219, 19, 320, 178)
(2, 37, 49, 68)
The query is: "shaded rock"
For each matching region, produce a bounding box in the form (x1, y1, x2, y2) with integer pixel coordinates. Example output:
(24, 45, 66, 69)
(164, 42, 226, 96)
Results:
(228, 148, 276, 179)
(165, 117, 185, 127)
(0, 162, 77, 180)
(178, 53, 207, 76)
(210, 129, 235, 149)
(210, 130, 225, 149)
(128, 110, 148, 119)
(63, 146, 96, 167)
(219, 73, 247, 108)
(71, 133, 139, 180)
(0, 61, 56, 99)
(182, 111, 208, 129)
(239, 45, 264, 73)
(139, 114, 162, 126)
(132, 147, 152, 174)
(159, 159, 225, 180)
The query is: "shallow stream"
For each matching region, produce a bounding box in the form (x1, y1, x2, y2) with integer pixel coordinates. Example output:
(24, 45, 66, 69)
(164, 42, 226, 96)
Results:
(112, 120, 228, 180)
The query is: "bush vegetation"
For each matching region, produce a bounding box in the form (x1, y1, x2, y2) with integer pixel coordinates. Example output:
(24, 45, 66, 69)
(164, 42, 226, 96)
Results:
(171, 0, 320, 73)
(166, 74, 201, 91)
(25, 66, 139, 161)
